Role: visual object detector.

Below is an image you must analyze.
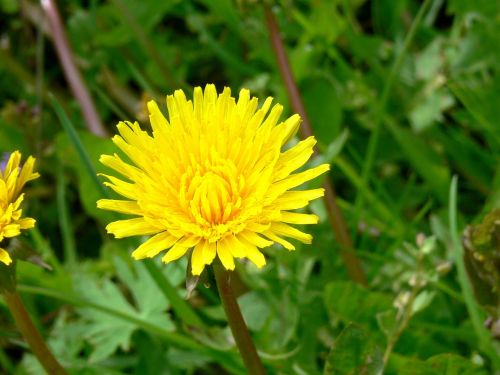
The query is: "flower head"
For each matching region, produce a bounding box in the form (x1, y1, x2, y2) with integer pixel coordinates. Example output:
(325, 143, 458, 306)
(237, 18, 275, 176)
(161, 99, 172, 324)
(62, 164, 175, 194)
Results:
(0, 151, 39, 265)
(97, 85, 329, 275)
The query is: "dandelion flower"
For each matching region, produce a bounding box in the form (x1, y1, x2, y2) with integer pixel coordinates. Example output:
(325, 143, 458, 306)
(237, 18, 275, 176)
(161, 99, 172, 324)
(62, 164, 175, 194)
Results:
(0, 151, 39, 265)
(97, 85, 329, 275)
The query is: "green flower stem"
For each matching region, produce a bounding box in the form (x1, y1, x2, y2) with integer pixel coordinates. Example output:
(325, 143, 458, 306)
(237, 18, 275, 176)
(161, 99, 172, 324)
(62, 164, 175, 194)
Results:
(213, 265, 266, 375)
(3, 290, 68, 375)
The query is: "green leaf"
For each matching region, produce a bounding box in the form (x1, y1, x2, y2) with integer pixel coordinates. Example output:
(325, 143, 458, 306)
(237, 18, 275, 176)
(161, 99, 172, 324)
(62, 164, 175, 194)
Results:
(324, 281, 393, 330)
(301, 76, 343, 145)
(324, 323, 383, 375)
(238, 291, 271, 331)
(75, 257, 174, 362)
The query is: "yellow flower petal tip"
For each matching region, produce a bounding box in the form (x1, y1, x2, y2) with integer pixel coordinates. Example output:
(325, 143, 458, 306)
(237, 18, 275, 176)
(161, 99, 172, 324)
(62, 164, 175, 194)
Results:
(97, 85, 329, 274)
(0, 151, 39, 265)
(0, 248, 12, 265)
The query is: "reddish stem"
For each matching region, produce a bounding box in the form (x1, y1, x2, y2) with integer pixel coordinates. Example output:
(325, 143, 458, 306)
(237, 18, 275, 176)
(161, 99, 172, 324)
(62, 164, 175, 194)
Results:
(3, 290, 68, 375)
(264, 6, 367, 286)
(40, 0, 107, 137)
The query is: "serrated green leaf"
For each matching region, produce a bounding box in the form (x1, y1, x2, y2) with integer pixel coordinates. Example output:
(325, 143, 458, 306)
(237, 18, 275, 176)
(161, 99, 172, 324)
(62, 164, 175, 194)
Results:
(75, 258, 174, 362)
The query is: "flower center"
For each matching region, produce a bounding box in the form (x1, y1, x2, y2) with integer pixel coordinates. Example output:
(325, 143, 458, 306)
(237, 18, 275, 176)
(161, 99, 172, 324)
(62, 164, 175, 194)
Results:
(178, 156, 245, 232)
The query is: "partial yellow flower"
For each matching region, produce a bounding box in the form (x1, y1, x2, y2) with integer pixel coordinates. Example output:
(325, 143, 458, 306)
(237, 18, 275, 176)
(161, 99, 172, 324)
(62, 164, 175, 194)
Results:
(97, 84, 329, 275)
(0, 151, 39, 265)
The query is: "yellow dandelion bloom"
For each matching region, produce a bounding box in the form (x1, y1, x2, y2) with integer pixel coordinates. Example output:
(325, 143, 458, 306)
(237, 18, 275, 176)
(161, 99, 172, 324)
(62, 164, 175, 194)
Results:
(97, 84, 329, 275)
(0, 151, 39, 265)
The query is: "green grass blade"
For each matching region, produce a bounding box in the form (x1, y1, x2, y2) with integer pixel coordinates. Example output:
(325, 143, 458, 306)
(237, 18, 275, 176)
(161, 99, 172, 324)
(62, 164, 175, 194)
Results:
(56, 162, 77, 267)
(49, 94, 108, 198)
(356, 0, 433, 211)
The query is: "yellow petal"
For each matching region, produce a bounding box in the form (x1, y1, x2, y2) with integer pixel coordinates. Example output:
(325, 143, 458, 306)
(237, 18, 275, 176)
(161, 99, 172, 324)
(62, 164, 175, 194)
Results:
(100, 174, 137, 200)
(191, 242, 205, 275)
(16, 155, 39, 196)
(220, 235, 246, 258)
(269, 222, 313, 244)
(238, 230, 273, 248)
(216, 240, 235, 270)
(278, 114, 301, 145)
(132, 232, 178, 259)
(3, 151, 21, 178)
(162, 242, 189, 263)
(263, 231, 295, 251)
(147, 100, 169, 133)
(280, 212, 319, 225)
(273, 188, 325, 210)
(0, 248, 12, 265)
(97, 199, 142, 215)
(245, 246, 266, 268)
(100, 154, 142, 180)
(202, 241, 217, 265)
(17, 217, 36, 229)
(106, 218, 159, 238)
(270, 164, 330, 197)
(236, 235, 266, 268)
(3, 224, 20, 238)
(274, 136, 316, 181)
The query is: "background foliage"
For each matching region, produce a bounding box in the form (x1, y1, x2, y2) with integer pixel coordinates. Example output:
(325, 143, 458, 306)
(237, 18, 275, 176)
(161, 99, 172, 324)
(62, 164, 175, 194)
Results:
(0, 0, 499, 374)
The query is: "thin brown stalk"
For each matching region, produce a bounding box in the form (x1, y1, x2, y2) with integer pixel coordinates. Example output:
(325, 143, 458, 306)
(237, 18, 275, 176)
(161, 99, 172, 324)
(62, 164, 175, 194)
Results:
(3, 290, 68, 375)
(40, 0, 107, 137)
(264, 6, 367, 286)
(213, 265, 266, 375)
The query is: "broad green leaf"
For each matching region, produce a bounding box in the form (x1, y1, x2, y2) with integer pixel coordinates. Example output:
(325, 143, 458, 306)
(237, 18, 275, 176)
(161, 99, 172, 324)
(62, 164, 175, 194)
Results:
(301, 76, 343, 145)
(324, 323, 383, 375)
(238, 291, 271, 331)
